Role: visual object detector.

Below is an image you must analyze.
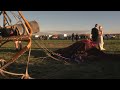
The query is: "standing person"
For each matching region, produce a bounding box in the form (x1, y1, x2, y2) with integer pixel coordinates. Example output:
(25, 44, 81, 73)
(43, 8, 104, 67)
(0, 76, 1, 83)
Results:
(98, 26, 105, 50)
(75, 33, 79, 42)
(14, 41, 22, 51)
(72, 33, 75, 42)
(91, 24, 99, 42)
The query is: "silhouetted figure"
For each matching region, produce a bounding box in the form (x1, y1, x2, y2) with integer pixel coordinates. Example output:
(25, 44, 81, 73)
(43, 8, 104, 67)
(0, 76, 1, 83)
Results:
(72, 33, 75, 42)
(75, 33, 79, 41)
(91, 24, 99, 42)
(105, 34, 109, 40)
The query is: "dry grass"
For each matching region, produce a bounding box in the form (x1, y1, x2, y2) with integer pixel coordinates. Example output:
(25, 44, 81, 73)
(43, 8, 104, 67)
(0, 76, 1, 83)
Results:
(0, 39, 120, 79)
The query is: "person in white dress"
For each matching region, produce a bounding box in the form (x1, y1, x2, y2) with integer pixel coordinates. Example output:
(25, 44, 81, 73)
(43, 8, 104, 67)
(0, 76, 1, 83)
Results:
(98, 26, 105, 50)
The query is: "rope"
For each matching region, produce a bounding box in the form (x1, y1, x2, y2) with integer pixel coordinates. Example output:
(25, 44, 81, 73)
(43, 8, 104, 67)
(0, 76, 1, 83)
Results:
(10, 11, 19, 22)
(0, 39, 31, 78)
(10, 11, 22, 24)
(39, 39, 70, 60)
(22, 20, 30, 35)
(0, 11, 33, 79)
(0, 41, 10, 47)
(21, 43, 32, 79)
(0, 35, 30, 41)
(33, 40, 70, 63)
(0, 69, 24, 76)
(3, 11, 12, 26)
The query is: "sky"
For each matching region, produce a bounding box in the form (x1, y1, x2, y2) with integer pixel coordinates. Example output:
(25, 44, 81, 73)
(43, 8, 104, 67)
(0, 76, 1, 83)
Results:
(0, 11, 120, 34)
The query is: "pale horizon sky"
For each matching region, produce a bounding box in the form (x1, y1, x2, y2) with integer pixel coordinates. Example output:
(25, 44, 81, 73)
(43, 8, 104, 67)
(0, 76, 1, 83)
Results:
(0, 11, 120, 34)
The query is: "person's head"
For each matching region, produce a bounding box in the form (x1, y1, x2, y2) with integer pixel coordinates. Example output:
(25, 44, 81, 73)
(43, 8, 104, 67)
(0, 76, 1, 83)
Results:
(99, 26, 103, 29)
(95, 24, 98, 27)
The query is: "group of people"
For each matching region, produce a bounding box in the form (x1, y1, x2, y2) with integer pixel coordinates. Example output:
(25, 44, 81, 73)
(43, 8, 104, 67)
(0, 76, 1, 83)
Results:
(91, 24, 105, 51)
(0, 23, 106, 51)
(15, 24, 106, 51)
(72, 33, 79, 42)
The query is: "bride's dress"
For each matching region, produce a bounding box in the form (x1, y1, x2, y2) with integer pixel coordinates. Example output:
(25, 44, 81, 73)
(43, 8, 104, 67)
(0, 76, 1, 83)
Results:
(98, 30, 105, 50)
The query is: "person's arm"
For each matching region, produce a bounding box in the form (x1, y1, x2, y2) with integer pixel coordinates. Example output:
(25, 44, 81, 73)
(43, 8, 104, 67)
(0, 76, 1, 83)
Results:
(101, 29, 103, 35)
(91, 28, 93, 34)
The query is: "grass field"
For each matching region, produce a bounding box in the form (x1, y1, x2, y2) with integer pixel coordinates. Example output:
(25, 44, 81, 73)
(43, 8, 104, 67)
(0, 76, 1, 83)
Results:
(0, 39, 120, 79)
